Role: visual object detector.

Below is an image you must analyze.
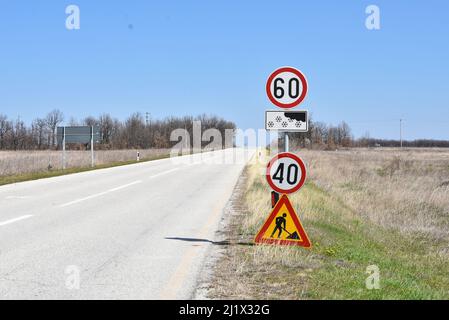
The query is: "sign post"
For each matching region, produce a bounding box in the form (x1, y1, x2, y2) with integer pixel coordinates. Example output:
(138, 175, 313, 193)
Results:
(62, 127, 66, 170)
(257, 66, 311, 248)
(57, 126, 101, 169)
(91, 126, 94, 168)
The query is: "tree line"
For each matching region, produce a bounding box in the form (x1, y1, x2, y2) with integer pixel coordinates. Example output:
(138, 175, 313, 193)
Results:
(0, 110, 236, 150)
(1, 110, 448, 151)
(287, 118, 449, 149)
(286, 119, 353, 149)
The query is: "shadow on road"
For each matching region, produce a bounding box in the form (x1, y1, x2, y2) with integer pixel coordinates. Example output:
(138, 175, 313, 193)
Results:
(165, 237, 254, 247)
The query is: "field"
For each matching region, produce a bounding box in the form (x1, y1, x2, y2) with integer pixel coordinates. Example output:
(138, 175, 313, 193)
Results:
(203, 148, 449, 299)
(0, 149, 170, 185)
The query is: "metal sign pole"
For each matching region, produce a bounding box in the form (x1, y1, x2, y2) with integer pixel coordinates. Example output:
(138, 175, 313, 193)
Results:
(272, 131, 289, 208)
(62, 127, 66, 170)
(262, 67, 312, 247)
(91, 126, 94, 168)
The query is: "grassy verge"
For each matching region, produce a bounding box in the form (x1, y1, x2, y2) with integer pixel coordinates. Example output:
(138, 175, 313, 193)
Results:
(206, 152, 449, 300)
(301, 182, 449, 299)
(0, 154, 170, 187)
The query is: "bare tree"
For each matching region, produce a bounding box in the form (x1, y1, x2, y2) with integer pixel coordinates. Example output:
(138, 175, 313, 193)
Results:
(68, 117, 79, 126)
(124, 113, 146, 148)
(338, 121, 352, 147)
(0, 114, 12, 149)
(99, 113, 114, 145)
(32, 118, 47, 149)
(83, 116, 98, 127)
(46, 109, 64, 148)
(12, 118, 27, 150)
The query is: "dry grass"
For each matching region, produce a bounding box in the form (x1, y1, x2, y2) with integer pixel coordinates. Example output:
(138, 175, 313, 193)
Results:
(204, 148, 449, 300)
(302, 148, 449, 242)
(0, 149, 170, 176)
(199, 165, 319, 300)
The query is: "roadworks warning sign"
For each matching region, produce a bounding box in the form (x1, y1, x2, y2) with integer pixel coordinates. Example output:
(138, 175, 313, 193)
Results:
(254, 194, 311, 248)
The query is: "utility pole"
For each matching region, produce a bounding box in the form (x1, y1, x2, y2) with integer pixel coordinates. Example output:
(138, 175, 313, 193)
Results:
(400, 118, 403, 149)
(146, 112, 150, 126)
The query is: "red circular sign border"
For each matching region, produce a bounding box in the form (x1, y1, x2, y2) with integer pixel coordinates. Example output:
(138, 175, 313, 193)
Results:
(266, 67, 308, 109)
(266, 152, 307, 194)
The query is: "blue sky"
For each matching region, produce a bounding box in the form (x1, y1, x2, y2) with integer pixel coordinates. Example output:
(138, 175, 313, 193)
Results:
(0, 0, 448, 140)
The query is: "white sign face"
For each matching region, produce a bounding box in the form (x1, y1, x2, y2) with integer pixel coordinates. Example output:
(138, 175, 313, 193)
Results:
(266, 67, 308, 109)
(265, 111, 308, 132)
(266, 153, 307, 194)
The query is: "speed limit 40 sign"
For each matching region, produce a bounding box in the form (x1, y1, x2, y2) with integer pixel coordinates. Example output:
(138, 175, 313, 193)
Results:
(266, 152, 307, 194)
(266, 67, 308, 109)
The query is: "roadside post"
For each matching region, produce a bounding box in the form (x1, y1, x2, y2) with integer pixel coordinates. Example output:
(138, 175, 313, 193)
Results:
(57, 126, 101, 169)
(90, 126, 94, 168)
(256, 66, 311, 248)
(62, 127, 66, 170)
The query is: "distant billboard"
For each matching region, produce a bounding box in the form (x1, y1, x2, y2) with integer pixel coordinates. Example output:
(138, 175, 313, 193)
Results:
(57, 126, 101, 145)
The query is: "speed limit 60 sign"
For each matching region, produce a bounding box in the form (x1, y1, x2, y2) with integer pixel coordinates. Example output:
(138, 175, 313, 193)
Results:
(266, 67, 308, 109)
(266, 152, 307, 194)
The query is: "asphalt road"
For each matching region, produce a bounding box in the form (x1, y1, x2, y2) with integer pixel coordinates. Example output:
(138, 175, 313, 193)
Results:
(0, 148, 253, 299)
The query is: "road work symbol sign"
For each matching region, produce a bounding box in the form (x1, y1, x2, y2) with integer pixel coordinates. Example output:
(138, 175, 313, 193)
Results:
(266, 152, 307, 194)
(266, 66, 308, 109)
(255, 195, 311, 247)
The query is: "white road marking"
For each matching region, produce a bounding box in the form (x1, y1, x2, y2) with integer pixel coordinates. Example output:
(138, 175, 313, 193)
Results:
(60, 180, 143, 208)
(0, 215, 33, 227)
(149, 168, 180, 179)
(59, 167, 182, 208)
(60, 191, 109, 208)
(5, 196, 32, 200)
(108, 180, 143, 192)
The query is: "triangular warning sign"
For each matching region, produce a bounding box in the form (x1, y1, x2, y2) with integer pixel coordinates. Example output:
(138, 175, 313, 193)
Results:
(255, 194, 311, 248)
